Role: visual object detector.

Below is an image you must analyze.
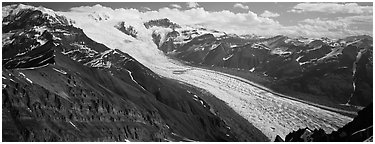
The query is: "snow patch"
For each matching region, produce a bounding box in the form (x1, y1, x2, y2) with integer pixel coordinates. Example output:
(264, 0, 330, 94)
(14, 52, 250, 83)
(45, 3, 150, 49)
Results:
(171, 132, 197, 142)
(25, 77, 33, 83)
(2, 36, 15, 47)
(126, 70, 146, 91)
(15, 51, 29, 57)
(71, 43, 98, 55)
(223, 54, 233, 61)
(284, 38, 292, 43)
(38, 56, 54, 65)
(345, 49, 367, 105)
(296, 56, 304, 62)
(53, 35, 62, 40)
(69, 121, 79, 130)
(34, 26, 48, 34)
(230, 44, 238, 48)
(14, 63, 50, 70)
(263, 72, 268, 76)
(61, 49, 79, 55)
(252, 43, 270, 50)
(18, 72, 33, 83)
(53, 68, 67, 75)
(84, 50, 117, 68)
(193, 94, 198, 99)
(345, 39, 362, 46)
(209, 43, 220, 50)
(317, 47, 343, 62)
(306, 45, 322, 52)
(19, 72, 25, 77)
(299, 61, 310, 66)
(271, 48, 291, 55)
(86, 60, 112, 68)
(249, 67, 255, 72)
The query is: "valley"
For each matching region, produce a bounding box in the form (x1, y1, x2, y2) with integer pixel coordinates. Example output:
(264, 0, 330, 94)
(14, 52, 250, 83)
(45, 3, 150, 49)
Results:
(2, 3, 372, 142)
(58, 9, 354, 140)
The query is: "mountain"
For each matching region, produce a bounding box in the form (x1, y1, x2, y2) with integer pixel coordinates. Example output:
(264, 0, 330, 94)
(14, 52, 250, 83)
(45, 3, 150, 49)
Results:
(150, 19, 373, 108)
(2, 4, 365, 142)
(2, 4, 237, 142)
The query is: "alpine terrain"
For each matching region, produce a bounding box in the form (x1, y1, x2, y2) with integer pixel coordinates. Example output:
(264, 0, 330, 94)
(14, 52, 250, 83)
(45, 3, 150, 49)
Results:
(2, 3, 373, 142)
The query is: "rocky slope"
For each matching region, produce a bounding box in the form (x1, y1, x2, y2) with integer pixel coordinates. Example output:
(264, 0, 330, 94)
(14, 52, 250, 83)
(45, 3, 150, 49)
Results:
(151, 19, 373, 108)
(2, 4, 236, 142)
(275, 103, 372, 142)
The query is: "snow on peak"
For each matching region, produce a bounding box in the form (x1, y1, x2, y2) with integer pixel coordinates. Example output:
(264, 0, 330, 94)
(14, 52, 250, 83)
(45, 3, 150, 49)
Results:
(2, 4, 34, 18)
(151, 27, 173, 47)
(270, 48, 292, 56)
(2, 4, 73, 25)
(88, 11, 112, 21)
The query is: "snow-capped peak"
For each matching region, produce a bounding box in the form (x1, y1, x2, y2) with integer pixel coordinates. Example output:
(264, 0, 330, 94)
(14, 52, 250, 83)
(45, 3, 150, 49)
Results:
(2, 4, 34, 18)
(2, 4, 73, 25)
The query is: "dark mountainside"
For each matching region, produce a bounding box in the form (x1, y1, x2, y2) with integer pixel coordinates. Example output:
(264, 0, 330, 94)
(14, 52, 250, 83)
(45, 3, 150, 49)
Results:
(2, 7, 244, 142)
(152, 19, 373, 109)
(275, 103, 373, 142)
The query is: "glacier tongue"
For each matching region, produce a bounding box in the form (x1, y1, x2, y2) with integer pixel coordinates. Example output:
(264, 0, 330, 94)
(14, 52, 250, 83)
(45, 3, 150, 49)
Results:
(59, 6, 352, 140)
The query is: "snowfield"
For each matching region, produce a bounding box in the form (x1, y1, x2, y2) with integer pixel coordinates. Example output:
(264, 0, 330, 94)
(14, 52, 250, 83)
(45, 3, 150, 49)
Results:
(59, 5, 352, 140)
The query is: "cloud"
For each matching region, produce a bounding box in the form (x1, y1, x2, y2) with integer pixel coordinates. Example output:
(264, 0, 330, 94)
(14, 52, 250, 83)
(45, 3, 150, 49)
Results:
(284, 15, 373, 38)
(290, 2, 373, 14)
(70, 4, 114, 13)
(260, 10, 280, 18)
(142, 7, 283, 37)
(300, 15, 373, 29)
(66, 4, 372, 39)
(186, 2, 199, 8)
(233, 3, 249, 10)
(170, 4, 182, 9)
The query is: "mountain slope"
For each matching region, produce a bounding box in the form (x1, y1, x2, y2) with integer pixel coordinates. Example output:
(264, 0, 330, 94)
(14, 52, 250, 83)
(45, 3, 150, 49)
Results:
(2, 4, 236, 142)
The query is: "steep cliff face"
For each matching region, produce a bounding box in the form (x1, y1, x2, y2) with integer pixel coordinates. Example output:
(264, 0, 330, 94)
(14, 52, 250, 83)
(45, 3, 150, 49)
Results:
(2, 5, 235, 142)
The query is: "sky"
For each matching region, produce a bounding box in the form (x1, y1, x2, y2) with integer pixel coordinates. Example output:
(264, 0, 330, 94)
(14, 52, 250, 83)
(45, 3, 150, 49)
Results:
(2, 2, 374, 39)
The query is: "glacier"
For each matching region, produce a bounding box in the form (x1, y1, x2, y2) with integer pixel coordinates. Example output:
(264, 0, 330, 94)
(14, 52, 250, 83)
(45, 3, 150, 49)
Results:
(57, 5, 353, 140)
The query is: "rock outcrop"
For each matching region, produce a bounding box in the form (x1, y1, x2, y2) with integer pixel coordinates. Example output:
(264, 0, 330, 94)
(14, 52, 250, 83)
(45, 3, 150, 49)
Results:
(275, 103, 373, 142)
